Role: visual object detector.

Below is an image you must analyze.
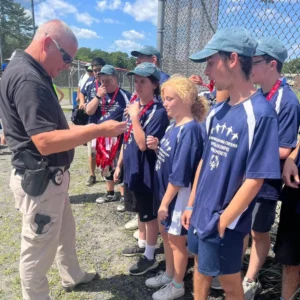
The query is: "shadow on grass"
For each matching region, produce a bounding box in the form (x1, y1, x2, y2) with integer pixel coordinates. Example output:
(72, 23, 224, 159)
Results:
(70, 193, 121, 204)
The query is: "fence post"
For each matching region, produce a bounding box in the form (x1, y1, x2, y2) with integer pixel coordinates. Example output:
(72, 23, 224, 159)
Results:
(157, 0, 166, 65)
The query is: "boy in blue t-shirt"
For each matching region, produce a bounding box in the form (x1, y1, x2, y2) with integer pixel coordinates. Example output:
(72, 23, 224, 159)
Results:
(242, 37, 300, 298)
(275, 143, 300, 300)
(181, 27, 281, 299)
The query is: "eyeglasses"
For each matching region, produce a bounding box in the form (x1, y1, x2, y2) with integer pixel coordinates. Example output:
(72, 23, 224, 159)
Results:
(49, 36, 73, 64)
(252, 59, 266, 66)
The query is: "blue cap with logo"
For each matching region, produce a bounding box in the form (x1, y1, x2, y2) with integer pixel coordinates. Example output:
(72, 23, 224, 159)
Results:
(127, 62, 160, 81)
(189, 27, 258, 63)
(98, 65, 117, 76)
(131, 45, 161, 60)
(254, 37, 287, 63)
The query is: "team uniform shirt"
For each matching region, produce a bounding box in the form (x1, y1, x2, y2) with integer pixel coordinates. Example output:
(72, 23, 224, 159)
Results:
(160, 71, 170, 85)
(191, 92, 281, 240)
(123, 98, 169, 193)
(81, 78, 131, 124)
(258, 79, 300, 201)
(154, 120, 203, 235)
(78, 73, 90, 90)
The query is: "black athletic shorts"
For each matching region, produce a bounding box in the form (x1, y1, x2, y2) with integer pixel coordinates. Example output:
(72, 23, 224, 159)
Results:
(274, 186, 300, 266)
(124, 184, 156, 222)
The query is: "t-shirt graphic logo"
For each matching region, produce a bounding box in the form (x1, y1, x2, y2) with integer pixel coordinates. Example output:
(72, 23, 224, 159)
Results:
(155, 136, 172, 171)
(211, 123, 239, 141)
(209, 154, 219, 170)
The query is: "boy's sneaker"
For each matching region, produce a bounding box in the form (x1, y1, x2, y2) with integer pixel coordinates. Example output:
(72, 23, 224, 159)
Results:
(211, 276, 223, 290)
(124, 214, 138, 230)
(152, 282, 185, 300)
(86, 175, 96, 186)
(96, 193, 117, 204)
(129, 255, 158, 276)
(117, 196, 125, 212)
(242, 277, 262, 300)
(122, 245, 145, 257)
(145, 271, 172, 289)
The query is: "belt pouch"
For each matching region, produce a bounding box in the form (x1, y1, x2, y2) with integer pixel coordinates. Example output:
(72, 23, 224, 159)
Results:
(21, 168, 52, 197)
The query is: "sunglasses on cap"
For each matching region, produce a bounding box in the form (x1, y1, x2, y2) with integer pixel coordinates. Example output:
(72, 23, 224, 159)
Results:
(48, 36, 73, 64)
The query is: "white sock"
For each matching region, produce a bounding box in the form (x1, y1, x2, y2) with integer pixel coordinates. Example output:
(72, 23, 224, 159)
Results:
(138, 239, 146, 248)
(144, 244, 156, 260)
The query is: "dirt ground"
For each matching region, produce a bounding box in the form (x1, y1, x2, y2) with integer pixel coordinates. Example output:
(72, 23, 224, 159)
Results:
(0, 113, 298, 300)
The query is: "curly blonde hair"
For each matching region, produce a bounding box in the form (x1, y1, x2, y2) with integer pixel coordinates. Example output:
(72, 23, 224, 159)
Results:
(161, 75, 209, 122)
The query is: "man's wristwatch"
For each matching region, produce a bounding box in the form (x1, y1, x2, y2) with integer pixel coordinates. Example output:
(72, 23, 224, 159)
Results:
(96, 95, 101, 100)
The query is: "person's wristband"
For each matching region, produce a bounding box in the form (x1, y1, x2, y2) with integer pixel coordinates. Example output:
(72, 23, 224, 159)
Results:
(185, 206, 193, 211)
(96, 95, 101, 100)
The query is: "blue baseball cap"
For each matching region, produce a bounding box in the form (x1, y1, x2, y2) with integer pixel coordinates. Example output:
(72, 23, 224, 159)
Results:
(254, 37, 287, 63)
(98, 65, 117, 76)
(189, 27, 258, 63)
(127, 62, 160, 81)
(131, 45, 161, 60)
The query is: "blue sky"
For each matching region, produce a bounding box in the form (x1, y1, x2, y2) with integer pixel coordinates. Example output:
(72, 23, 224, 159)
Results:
(26, 0, 158, 53)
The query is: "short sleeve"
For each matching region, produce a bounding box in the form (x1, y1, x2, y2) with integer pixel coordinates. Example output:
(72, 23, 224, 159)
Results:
(144, 108, 169, 140)
(169, 132, 203, 187)
(278, 103, 299, 148)
(14, 80, 57, 136)
(246, 117, 281, 179)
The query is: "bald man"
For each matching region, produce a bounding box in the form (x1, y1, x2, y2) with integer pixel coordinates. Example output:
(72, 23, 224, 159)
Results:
(0, 19, 126, 300)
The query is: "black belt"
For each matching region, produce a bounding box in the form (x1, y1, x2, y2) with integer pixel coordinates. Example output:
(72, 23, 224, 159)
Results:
(15, 165, 70, 176)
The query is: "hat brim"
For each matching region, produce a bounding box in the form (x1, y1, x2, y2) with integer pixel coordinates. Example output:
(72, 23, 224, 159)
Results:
(98, 71, 115, 76)
(127, 70, 160, 81)
(254, 49, 266, 57)
(189, 49, 218, 63)
(131, 50, 153, 57)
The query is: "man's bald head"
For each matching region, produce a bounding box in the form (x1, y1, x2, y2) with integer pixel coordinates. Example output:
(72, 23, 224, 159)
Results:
(34, 19, 78, 46)
(26, 19, 78, 78)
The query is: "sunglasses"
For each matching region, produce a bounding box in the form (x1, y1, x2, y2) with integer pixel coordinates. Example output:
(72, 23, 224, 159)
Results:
(49, 36, 73, 64)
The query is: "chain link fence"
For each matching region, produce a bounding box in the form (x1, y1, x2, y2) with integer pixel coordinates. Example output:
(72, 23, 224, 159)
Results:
(162, 0, 300, 94)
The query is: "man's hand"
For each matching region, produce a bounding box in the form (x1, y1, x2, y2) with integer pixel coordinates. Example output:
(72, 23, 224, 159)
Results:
(128, 102, 141, 118)
(114, 165, 121, 182)
(189, 74, 203, 86)
(97, 85, 107, 98)
(181, 209, 193, 230)
(217, 218, 226, 238)
(97, 120, 127, 137)
(282, 157, 300, 188)
(146, 135, 159, 150)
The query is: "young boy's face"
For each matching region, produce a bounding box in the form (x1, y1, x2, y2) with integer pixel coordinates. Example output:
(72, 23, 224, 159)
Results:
(204, 53, 231, 92)
(251, 56, 270, 85)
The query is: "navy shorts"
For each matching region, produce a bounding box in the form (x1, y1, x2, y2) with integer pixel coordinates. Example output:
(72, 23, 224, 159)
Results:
(188, 225, 246, 276)
(251, 199, 277, 233)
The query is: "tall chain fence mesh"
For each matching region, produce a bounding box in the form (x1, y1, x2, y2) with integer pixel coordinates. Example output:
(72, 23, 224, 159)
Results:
(162, 0, 300, 93)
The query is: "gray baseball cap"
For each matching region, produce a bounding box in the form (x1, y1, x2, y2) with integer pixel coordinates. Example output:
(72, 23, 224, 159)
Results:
(127, 62, 160, 81)
(131, 45, 161, 60)
(189, 27, 258, 63)
(98, 65, 117, 76)
(254, 37, 288, 63)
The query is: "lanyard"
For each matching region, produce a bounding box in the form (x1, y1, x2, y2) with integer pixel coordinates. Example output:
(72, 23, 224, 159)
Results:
(266, 78, 283, 101)
(124, 99, 155, 142)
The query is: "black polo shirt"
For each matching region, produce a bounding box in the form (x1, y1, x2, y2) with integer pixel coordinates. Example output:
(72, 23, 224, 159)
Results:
(0, 50, 74, 169)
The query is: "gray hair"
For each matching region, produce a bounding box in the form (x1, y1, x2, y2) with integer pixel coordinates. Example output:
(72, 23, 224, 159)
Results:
(34, 19, 77, 46)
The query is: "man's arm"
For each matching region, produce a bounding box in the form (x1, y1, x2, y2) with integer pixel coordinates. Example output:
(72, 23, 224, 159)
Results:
(282, 142, 300, 188)
(218, 178, 263, 237)
(85, 96, 100, 116)
(279, 147, 292, 160)
(31, 121, 127, 156)
(131, 116, 147, 151)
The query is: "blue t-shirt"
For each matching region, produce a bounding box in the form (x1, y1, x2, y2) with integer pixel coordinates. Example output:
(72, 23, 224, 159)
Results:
(257, 80, 300, 201)
(191, 92, 281, 239)
(123, 98, 169, 193)
(160, 71, 170, 85)
(81, 78, 131, 124)
(154, 120, 203, 214)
